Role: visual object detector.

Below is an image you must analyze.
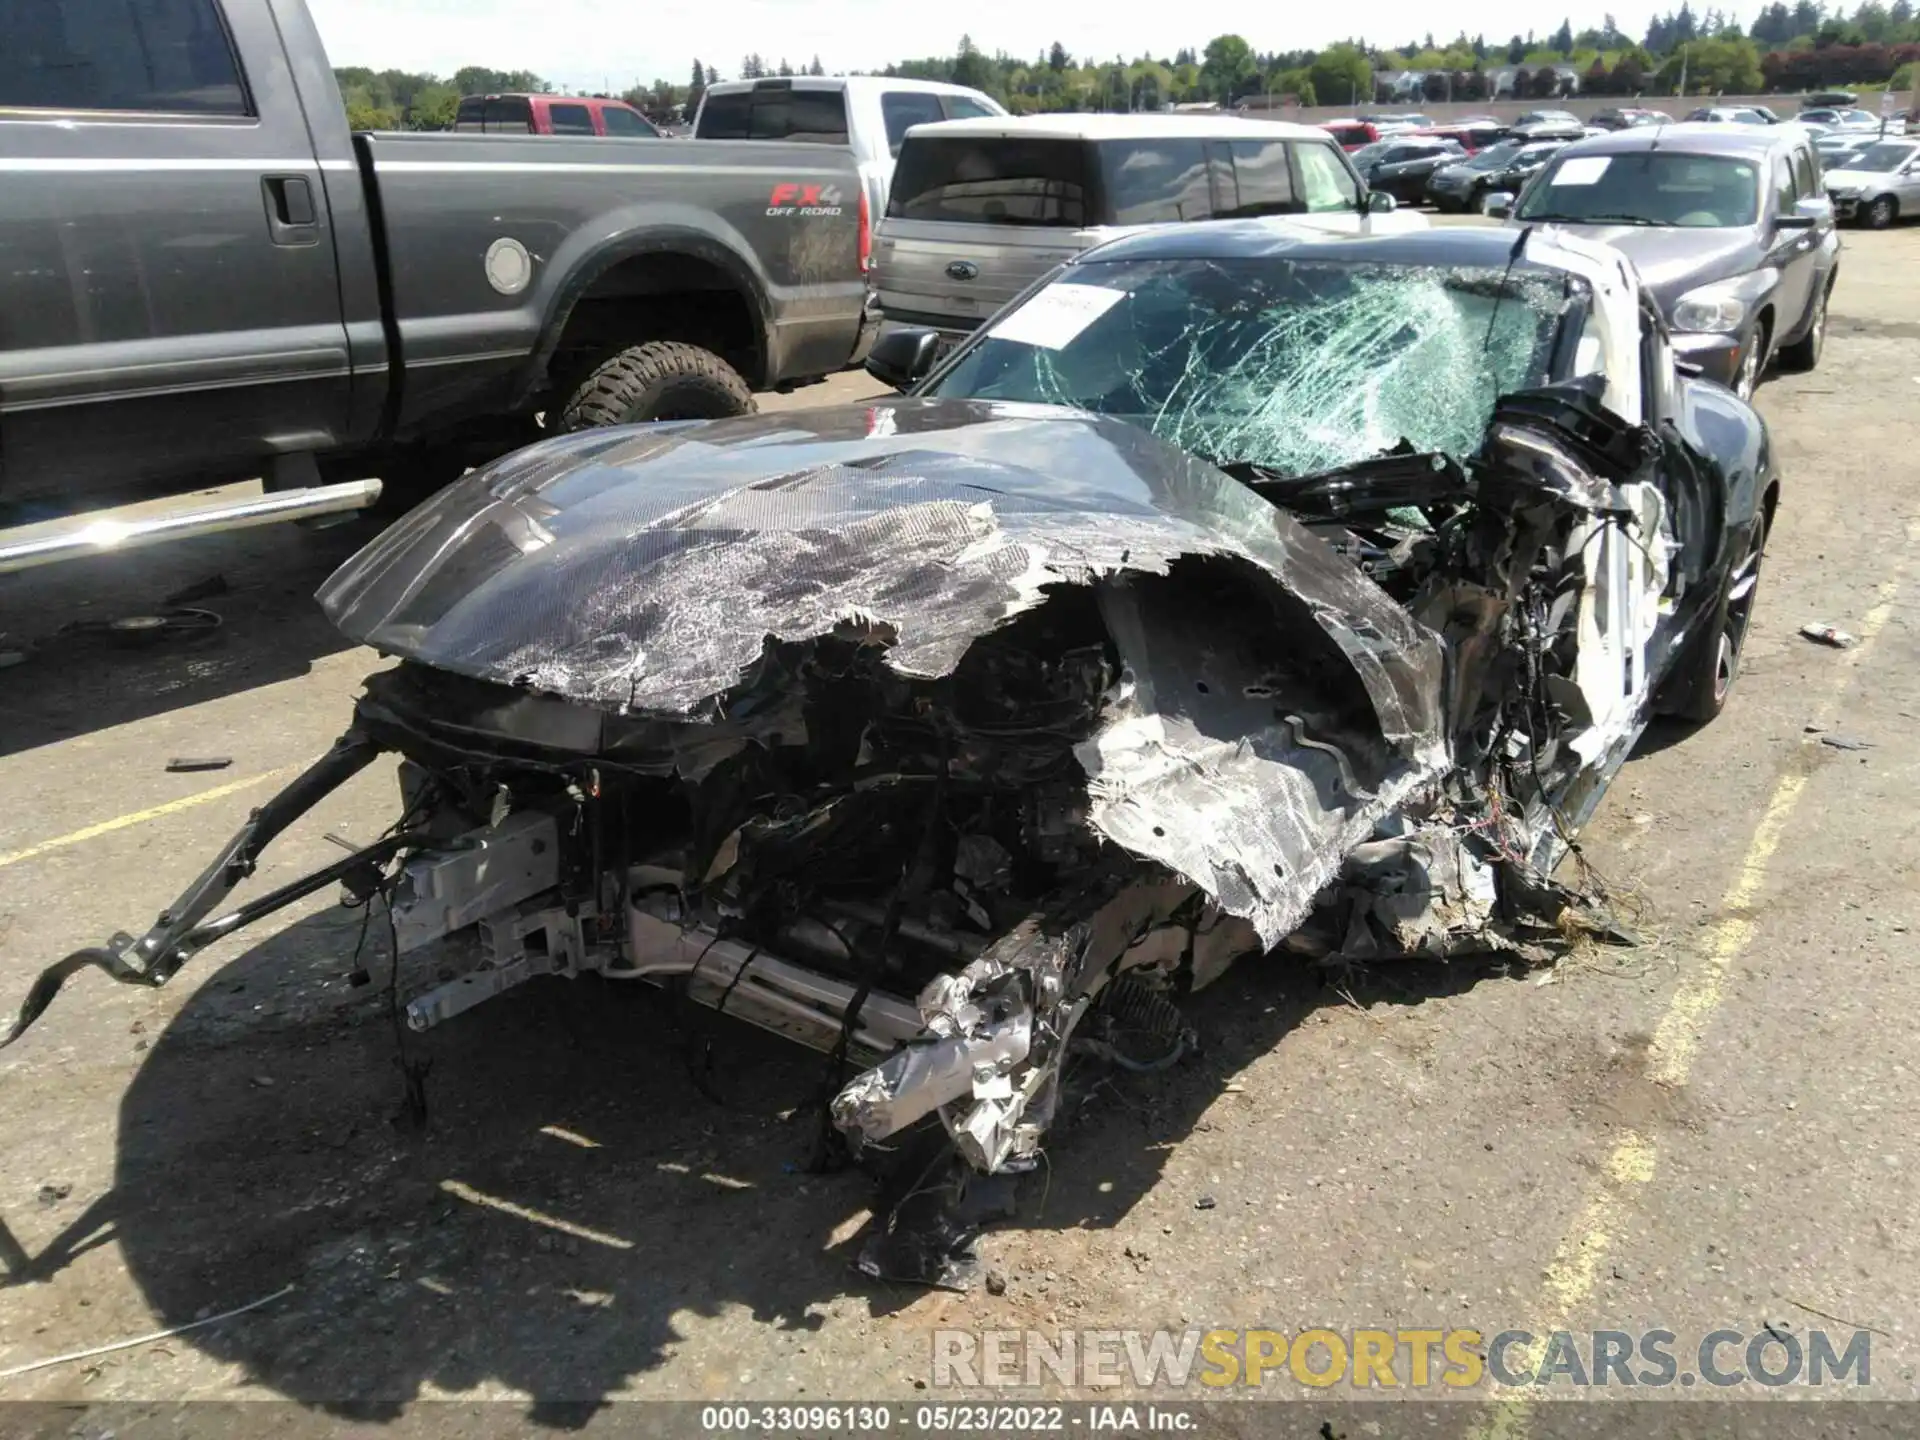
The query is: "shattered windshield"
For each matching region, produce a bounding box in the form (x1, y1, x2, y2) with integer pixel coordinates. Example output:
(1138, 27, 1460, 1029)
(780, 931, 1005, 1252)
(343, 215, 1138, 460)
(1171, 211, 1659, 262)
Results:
(923, 256, 1576, 477)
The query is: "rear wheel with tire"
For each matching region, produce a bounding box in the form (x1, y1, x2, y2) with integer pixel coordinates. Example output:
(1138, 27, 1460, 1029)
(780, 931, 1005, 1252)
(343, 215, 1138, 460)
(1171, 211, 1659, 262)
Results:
(1864, 194, 1898, 230)
(1775, 280, 1829, 372)
(1660, 517, 1766, 724)
(556, 341, 755, 433)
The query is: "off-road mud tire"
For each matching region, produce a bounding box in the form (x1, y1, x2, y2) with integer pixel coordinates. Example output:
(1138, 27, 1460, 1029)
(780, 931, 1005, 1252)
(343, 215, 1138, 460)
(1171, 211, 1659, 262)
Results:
(556, 342, 755, 432)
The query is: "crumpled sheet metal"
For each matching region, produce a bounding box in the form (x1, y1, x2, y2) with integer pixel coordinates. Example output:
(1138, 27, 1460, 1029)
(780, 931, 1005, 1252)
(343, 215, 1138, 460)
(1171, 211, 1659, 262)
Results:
(1335, 823, 1501, 959)
(1075, 578, 1448, 950)
(831, 1011, 1032, 1151)
(318, 398, 1444, 756)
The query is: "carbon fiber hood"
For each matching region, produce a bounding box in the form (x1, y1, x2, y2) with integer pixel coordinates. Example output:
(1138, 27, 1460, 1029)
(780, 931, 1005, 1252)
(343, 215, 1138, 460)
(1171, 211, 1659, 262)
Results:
(318, 397, 1444, 754)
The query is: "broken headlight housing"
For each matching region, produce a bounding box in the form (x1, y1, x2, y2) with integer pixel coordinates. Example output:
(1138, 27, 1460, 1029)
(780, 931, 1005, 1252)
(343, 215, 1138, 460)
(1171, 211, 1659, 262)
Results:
(1672, 279, 1750, 334)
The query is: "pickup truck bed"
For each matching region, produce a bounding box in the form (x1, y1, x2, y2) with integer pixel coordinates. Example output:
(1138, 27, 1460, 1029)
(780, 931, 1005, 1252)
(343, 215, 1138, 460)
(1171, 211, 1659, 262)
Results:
(0, 0, 871, 553)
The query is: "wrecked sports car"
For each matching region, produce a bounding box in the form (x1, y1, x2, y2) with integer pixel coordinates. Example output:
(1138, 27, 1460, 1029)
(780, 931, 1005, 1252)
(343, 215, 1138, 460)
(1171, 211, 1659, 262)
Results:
(7, 223, 1776, 1285)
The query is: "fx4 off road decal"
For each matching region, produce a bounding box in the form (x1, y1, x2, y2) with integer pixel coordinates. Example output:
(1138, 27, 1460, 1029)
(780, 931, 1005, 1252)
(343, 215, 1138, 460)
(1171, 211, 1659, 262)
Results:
(767, 182, 845, 217)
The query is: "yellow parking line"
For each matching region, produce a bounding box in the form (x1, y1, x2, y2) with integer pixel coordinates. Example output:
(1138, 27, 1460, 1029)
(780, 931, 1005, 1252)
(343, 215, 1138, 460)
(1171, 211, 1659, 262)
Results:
(1473, 522, 1918, 1438)
(1644, 772, 1808, 1086)
(0, 764, 301, 871)
(439, 1179, 634, 1250)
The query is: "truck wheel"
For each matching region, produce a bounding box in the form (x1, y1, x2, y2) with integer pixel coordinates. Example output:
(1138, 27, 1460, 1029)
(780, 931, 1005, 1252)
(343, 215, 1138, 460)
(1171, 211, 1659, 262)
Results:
(556, 342, 755, 432)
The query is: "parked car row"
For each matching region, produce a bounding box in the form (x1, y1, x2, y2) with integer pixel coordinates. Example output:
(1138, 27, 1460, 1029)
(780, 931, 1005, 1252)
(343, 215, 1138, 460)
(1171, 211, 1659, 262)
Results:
(1425, 138, 1575, 211)
(1822, 138, 1920, 228)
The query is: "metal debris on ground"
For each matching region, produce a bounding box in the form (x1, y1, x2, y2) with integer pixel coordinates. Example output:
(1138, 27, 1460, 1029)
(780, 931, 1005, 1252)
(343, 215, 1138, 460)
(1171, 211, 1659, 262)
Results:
(1800, 622, 1858, 649)
(1820, 734, 1874, 751)
(53, 608, 224, 650)
(165, 757, 234, 774)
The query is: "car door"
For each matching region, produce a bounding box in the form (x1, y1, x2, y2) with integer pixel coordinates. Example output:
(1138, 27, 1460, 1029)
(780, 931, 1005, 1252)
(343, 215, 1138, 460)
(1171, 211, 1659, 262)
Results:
(1896, 146, 1920, 211)
(1763, 151, 1816, 341)
(0, 0, 352, 508)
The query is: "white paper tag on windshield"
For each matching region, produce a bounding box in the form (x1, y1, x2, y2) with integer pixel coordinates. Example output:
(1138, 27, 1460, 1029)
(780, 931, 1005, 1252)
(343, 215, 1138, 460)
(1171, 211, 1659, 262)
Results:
(1551, 156, 1612, 186)
(987, 283, 1127, 350)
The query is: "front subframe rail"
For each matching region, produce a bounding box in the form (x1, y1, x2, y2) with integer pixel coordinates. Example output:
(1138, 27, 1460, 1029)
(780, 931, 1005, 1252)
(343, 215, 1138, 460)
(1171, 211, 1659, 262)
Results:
(2, 732, 400, 1050)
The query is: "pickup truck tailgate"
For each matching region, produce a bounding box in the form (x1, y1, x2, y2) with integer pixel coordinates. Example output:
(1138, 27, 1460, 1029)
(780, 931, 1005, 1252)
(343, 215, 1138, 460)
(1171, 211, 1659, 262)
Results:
(872, 219, 1081, 332)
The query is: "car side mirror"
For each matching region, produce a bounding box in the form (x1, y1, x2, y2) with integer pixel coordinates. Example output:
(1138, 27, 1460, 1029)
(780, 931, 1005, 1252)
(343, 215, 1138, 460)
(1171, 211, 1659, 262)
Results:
(864, 328, 942, 391)
(1791, 195, 1833, 225)
(1483, 191, 1516, 218)
(1775, 211, 1818, 230)
(1365, 190, 1397, 214)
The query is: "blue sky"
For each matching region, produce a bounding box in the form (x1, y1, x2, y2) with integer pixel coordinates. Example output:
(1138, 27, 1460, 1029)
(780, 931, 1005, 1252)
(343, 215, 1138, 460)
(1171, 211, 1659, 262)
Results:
(307, 0, 1681, 91)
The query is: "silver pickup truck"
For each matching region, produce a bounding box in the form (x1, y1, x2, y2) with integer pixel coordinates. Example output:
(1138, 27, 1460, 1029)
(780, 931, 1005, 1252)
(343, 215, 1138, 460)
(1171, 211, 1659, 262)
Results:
(0, 0, 873, 569)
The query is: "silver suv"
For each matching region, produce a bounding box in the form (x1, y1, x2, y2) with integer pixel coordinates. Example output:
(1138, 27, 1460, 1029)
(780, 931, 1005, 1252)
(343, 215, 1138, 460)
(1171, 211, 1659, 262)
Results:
(872, 114, 1422, 340)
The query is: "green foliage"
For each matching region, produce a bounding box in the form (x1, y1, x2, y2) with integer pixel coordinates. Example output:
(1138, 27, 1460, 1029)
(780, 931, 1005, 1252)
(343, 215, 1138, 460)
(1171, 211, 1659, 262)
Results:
(1308, 44, 1374, 107)
(335, 2, 1920, 133)
(410, 85, 459, 130)
(952, 35, 997, 93)
(1658, 33, 1764, 91)
(1201, 34, 1257, 102)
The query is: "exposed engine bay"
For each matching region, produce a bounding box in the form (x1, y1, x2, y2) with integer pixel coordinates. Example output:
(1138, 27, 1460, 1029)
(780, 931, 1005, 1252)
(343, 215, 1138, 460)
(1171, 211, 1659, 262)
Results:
(2, 376, 1701, 1287)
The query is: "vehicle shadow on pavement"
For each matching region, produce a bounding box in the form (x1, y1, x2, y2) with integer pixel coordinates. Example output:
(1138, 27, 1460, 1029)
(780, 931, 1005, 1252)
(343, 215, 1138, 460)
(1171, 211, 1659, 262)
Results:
(0, 517, 378, 759)
(38, 909, 1512, 1418)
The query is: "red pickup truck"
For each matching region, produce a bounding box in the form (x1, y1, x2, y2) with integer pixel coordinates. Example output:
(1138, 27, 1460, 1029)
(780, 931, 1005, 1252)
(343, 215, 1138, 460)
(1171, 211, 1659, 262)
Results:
(454, 93, 660, 137)
(1319, 119, 1379, 151)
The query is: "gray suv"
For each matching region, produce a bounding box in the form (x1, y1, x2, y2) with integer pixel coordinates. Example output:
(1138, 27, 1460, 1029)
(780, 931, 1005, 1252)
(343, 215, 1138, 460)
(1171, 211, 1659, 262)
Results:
(1495, 123, 1839, 399)
(872, 114, 1421, 341)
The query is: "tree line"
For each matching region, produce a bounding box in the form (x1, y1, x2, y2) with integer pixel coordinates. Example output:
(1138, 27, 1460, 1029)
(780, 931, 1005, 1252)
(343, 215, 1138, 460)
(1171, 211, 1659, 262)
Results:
(335, 1, 1919, 132)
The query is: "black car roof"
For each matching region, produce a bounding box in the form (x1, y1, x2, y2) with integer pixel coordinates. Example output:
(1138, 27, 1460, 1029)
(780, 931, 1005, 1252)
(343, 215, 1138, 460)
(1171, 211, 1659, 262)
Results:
(1550, 123, 1801, 158)
(1074, 220, 1542, 271)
